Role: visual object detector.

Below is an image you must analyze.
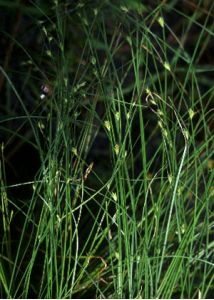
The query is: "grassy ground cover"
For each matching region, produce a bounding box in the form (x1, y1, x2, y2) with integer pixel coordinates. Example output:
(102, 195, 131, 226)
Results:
(0, 0, 214, 298)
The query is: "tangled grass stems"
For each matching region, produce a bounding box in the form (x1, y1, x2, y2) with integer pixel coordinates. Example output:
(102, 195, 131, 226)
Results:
(0, 0, 214, 298)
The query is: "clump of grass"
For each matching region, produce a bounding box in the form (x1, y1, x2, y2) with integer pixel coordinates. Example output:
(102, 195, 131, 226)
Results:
(0, 0, 214, 298)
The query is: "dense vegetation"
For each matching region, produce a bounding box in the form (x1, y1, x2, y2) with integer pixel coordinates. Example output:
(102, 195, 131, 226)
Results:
(0, 0, 214, 298)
